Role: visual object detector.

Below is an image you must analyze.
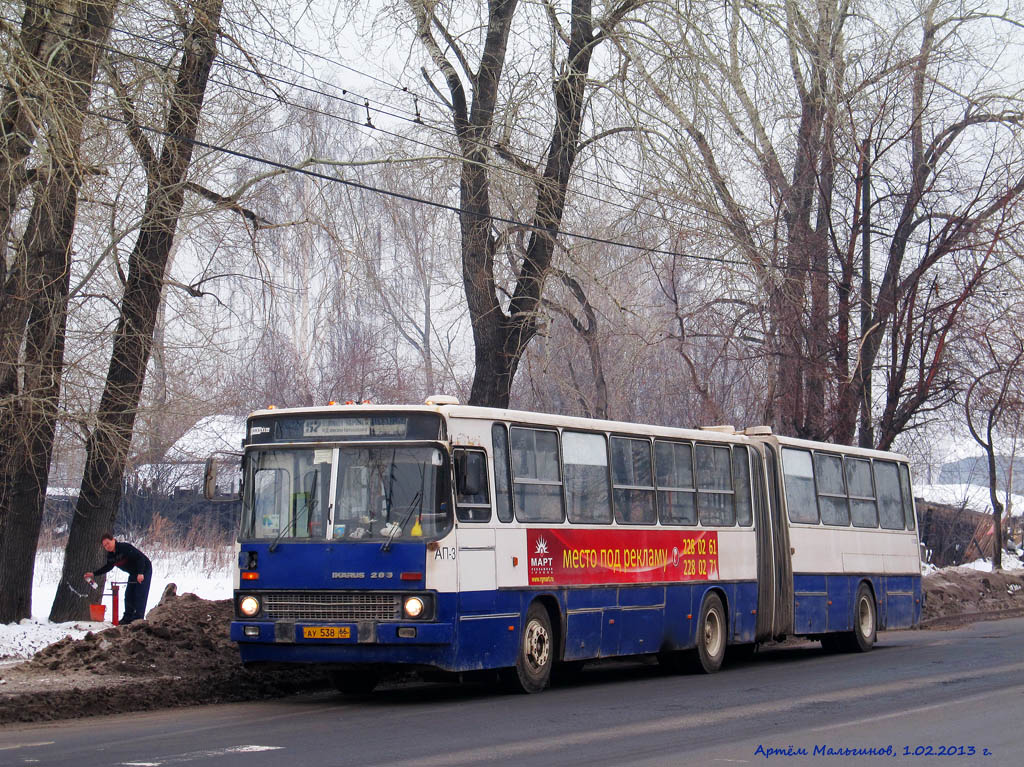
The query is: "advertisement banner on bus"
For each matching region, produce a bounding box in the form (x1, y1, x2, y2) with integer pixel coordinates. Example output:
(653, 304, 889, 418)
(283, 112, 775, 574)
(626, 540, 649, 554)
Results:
(526, 528, 719, 586)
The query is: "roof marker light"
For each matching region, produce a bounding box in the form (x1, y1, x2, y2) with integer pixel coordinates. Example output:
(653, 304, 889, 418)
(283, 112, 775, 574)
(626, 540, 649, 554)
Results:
(424, 395, 459, 406)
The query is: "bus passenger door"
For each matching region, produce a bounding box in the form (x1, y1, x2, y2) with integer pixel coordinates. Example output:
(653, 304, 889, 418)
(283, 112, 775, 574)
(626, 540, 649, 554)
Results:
(763, 444, 794, 639)
(751, 447, 775, 642)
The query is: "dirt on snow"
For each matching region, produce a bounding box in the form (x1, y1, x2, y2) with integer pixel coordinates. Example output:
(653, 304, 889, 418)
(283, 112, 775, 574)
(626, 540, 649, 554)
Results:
(919, 566, 1024, 626)
(0, 586, 326, 725)
(2, 568, 1023, 724)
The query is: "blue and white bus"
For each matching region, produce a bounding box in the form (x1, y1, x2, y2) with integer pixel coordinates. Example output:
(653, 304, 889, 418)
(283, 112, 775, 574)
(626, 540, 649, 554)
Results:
(205, 397, 921, 693)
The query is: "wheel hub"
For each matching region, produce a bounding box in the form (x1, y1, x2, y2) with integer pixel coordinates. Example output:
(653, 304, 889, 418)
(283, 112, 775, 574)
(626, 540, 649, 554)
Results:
(704, 611, 723, 656)
(525, 621, 550, 670)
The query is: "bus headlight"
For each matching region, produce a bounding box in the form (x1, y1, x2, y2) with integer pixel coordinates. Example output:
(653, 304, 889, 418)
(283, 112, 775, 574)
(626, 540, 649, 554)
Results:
(239, 595, 261, 617)
(403, 596, 424, 619)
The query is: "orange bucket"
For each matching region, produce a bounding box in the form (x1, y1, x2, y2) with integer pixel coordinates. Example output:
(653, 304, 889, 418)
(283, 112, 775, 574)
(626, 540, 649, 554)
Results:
(89, 603, 106, 622)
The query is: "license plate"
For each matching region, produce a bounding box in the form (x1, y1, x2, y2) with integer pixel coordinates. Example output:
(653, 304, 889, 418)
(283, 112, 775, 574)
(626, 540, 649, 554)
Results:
(302, 626, 351, 639)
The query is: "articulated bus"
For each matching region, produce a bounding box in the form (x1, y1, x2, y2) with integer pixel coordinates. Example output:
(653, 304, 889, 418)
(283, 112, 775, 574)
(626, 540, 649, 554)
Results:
(205, 397, 921, 694)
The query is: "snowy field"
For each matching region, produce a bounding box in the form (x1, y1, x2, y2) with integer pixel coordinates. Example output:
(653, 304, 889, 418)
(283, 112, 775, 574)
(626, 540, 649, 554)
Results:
(0, 546, 234, 661)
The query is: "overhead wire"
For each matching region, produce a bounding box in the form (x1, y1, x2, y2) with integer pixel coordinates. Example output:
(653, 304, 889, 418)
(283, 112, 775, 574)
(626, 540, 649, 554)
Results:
(87, 105, 749, 268)
(10, 4, 722, 235)
(2, 5, 764, 271)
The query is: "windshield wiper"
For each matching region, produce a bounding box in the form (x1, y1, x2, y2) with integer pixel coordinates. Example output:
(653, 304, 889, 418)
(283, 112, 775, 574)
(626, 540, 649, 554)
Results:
(381, 490, 422, 552)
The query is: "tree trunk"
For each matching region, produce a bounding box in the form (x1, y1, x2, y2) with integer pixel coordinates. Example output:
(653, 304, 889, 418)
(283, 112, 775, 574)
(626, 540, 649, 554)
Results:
(986, 447, 1003, 570)
(0, 0, 56, 275)
(51, 0, 223, 622)
(416, 0, 621, 408)
(0, 0, 120, 624)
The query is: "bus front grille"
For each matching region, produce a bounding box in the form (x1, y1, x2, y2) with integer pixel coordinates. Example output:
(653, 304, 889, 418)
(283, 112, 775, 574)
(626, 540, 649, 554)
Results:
(263, 592, 401, 621)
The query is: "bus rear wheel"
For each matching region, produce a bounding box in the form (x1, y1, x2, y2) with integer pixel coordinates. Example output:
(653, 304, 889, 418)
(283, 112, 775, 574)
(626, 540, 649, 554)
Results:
(507, 603, 553, 694)
(329, 669, 379, 695)
(694, 593, 726, 673)
(844, 583, 876, 652)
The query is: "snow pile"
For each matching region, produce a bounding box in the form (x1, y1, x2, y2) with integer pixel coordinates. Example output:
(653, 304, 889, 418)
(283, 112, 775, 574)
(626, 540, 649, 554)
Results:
(954, 549, 1023, 572)
(0, 547, 233, 661)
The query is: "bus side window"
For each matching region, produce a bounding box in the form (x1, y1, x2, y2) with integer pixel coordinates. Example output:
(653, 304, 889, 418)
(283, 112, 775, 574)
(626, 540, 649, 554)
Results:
(899, 463, 916, 530)
(563, 431, 611, 524)
(611, 437, 656, 524)
(655, 440, 696, 525)
(874, 460, 905, 529)
(510, 427, 564, 523)
(492, 424, 514, 522)
(696, 443, 735, 526)
(733, 446, 753, 526)
(814, 453, 850, 526)
(781, 448, 818, 524)
(845, 457, 877, 527)
(454, 448, 491, 523)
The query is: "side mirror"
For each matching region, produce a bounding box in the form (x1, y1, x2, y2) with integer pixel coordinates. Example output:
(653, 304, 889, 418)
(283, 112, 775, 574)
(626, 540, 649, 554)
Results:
(455, 450, 485, 497)
(204, 453, 242, 501)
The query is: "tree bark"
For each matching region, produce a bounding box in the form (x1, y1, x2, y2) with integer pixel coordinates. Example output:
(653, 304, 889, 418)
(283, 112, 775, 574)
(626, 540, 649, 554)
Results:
(50, 0, 223, 622)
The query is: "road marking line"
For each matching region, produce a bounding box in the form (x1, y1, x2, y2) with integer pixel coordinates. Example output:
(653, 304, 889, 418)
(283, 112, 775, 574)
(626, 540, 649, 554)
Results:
(0, 742, 54, 751)
(375, 661, 1024, 767)
(119, 745, 283, 765)
(805, 683, 1024, 734)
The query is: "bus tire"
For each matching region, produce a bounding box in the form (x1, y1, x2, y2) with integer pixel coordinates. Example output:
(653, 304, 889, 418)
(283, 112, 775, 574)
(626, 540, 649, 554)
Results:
(329, 669, 379, 695)
(694, 593, 726, 673)
(508, 602, 553, 694)
(845, 583, 876, 652)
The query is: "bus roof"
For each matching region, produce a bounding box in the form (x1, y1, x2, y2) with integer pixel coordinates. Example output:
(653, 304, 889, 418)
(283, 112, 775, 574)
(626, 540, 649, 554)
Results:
(247, 400, 909, 459)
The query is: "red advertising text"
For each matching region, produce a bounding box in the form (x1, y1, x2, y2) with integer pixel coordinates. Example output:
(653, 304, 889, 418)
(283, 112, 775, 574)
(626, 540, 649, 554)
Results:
(526, 528, 719, 586)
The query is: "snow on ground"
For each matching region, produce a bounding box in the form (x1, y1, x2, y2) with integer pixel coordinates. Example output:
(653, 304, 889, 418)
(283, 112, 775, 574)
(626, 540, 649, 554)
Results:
(952, 549, 1024, 572)
(0, 546, 234, 661)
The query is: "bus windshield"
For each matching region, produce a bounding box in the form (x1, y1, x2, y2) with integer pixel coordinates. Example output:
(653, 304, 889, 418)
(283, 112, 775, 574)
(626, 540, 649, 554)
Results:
(240, 445, 451, 542)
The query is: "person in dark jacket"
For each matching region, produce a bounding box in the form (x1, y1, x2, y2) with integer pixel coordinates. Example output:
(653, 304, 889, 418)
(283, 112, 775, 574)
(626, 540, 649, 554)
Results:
(85, 533, 153, 623)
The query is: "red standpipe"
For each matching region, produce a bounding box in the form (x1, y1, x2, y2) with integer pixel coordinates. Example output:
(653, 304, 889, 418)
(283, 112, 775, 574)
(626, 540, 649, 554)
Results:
(112, 583, 120, 626)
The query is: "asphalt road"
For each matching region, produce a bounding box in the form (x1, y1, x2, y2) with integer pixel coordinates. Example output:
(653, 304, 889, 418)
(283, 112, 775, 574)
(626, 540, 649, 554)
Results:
(2, 617, 1022, 767)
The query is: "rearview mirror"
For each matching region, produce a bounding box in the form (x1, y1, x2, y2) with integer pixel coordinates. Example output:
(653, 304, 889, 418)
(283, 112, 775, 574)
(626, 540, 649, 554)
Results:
(204, 452, 242, 501)
(455, 450, 485, 497)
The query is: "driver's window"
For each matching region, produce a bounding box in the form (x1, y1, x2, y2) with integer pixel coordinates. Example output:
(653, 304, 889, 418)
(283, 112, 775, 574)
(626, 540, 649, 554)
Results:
(337, 465, 370, 520)
(301, 451, 332, 538)
(254, 468, 287, 537)
(455, 448, 491, 522)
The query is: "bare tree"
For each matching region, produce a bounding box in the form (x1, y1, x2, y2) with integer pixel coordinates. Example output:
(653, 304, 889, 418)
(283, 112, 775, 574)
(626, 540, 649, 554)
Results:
(49, 0, 225, 621)
(0, 0, 120, 623)
(403, 0, 646, 407)
(618, 0, 1024, 446)
(961, 295, 1024, 571)
(347, 158, 465, 399)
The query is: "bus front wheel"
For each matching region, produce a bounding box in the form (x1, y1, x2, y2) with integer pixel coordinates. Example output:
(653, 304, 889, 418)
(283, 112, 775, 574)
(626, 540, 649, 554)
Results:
(507, 603, 553, 694)
(695, 593, 726, 674)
